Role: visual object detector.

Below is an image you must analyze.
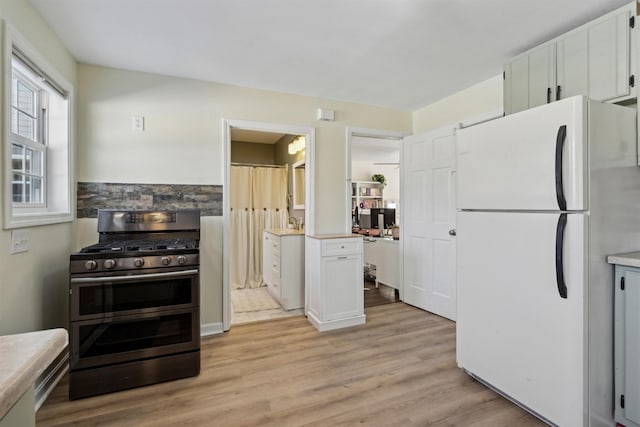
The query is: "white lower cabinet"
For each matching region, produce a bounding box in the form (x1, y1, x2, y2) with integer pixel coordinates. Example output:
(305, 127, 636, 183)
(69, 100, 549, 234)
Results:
(307, 235, 365, 332)
(612, 262, 640, 427)
(363, 237, 399, 289)
(262, 230, 304, 310)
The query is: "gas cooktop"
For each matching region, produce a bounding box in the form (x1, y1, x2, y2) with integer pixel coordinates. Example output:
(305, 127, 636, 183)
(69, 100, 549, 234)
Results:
(80, 238, 198, 254)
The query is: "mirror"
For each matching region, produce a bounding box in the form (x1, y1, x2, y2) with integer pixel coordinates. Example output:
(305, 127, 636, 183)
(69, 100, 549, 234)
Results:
(292, 160, 305, 210)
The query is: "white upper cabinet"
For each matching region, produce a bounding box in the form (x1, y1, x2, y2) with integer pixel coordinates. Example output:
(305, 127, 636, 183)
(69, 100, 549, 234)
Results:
(504, 2, 636, 115)
(588, 10, 632, 101)
(528, 44, 556, 109)
(557, 28, 589, 101)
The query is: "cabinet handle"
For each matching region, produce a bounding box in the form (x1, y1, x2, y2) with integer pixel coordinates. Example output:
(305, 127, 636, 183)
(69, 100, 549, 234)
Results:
(338, 256, 348, 260)
(547, 87, 551, 103)
(556, 85, 561, 100)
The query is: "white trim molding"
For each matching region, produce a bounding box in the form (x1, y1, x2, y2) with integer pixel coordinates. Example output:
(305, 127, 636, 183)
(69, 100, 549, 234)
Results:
(221, 119, 315, 332)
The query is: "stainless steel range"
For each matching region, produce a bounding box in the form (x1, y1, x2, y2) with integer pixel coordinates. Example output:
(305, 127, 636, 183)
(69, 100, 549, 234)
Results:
(68, 209, 201, 400)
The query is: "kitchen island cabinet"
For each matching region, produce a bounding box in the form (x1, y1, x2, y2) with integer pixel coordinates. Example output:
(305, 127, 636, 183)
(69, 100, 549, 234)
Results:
(306, 235, 364, 331)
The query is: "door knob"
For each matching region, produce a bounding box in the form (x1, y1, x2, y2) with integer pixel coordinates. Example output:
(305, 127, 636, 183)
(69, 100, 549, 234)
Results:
(448, 229, 456, 236)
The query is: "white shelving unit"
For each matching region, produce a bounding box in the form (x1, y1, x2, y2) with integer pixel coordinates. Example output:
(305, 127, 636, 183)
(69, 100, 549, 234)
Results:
(352, 181, 383, 216)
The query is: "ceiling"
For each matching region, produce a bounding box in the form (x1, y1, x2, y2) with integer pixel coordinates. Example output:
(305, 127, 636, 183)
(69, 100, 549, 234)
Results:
(29, 0, 631, 111)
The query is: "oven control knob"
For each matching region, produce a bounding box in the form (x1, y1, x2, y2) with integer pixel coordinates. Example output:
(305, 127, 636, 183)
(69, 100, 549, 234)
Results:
(176, 255, 187, 265)
(133, 258, 145, 268)
(161, 256, 171, 265)
(104, 259, 116, 269)
(85, 260, 98, 270)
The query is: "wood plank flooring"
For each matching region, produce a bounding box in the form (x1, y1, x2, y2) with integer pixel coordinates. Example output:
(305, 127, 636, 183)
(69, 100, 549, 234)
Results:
(37, 303, 544, 426)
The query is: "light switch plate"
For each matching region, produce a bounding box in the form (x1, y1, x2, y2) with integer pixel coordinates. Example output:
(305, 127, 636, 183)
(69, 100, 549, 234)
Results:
(11, 229, 29, 254)
(132, 115, 145, 131)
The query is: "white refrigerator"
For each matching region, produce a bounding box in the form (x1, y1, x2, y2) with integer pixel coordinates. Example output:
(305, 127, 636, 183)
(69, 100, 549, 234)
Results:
(456, 96, 640, 427)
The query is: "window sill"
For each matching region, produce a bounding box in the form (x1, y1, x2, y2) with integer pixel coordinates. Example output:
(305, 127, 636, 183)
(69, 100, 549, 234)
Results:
(4, 210, 73, 229)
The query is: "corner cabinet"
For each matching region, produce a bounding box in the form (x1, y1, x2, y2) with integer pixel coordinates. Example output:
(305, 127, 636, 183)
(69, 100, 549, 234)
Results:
(504, 2, 636, 115)
(262, 230, 304, 310)
(306, 235, 365, 332)
(608, 254, 640, 427)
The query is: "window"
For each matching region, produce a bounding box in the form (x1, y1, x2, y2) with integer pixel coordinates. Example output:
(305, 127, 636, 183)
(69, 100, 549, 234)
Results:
(11, 63, 46, 205)
(4, 26, 73, 228)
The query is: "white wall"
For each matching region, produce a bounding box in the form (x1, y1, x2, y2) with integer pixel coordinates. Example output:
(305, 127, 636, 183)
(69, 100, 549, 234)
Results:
(413, 75, 503, 133)
(77, 64, 412, 326)
(0, 0, 77, 334)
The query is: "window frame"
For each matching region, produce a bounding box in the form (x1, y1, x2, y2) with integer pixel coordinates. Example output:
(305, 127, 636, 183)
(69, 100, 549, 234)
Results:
(11, 64, 48, 208)
(3, 22, 74, 229)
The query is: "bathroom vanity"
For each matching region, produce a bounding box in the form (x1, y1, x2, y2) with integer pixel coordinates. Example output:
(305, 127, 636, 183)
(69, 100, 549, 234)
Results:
(263, 229, 305, 310)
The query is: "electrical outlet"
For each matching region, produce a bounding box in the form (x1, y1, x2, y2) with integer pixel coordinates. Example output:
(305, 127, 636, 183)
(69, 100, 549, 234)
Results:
(11, 229, 29, 254)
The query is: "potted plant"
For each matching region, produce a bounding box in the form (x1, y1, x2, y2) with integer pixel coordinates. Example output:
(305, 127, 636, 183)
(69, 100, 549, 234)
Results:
(371, 174, 386, 187)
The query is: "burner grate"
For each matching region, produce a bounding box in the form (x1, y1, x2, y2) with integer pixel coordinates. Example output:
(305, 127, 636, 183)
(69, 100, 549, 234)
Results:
(81, 238, 198, 254)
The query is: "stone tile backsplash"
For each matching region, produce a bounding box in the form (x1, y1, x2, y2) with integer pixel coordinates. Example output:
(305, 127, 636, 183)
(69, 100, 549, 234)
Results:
(77, 182, 222, 218)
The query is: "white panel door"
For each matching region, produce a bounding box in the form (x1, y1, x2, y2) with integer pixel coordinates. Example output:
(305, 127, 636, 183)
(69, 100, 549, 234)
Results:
(457, 96, 587, 211)
(401, 127, 456, 320)
(625, 271, 640, 424)
(456, 211, 586, 426)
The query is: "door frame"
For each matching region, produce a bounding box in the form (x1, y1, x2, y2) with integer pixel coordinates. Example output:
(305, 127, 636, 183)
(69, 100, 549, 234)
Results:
(345, 127, 408, 297)
(222, 119, 315, 331)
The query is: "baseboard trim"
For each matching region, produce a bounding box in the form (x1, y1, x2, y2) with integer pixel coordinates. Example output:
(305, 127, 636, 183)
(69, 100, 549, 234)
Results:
(35, 346, 68, 411)
(201, 322, 224, 336)
(307, 312, 366, 332)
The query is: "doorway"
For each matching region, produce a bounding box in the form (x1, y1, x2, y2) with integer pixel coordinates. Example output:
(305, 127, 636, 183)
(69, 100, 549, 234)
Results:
(223, 120, 315, 331)
(346, 127, 407, 304)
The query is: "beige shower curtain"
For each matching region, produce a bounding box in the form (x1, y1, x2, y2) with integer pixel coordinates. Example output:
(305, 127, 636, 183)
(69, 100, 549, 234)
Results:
(231, 165, 288, 289)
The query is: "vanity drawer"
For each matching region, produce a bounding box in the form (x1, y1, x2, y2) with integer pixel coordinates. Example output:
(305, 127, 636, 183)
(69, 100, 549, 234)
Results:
(272, 238, 281, 256)
(321, 238, 362, 256)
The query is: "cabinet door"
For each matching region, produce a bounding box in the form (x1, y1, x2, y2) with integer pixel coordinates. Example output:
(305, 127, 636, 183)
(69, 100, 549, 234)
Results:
(504, 56, 529, 115)
(556, 29, 588, 100)
(528, 44, 556, 109)
(624, 270, 640, 424)
(322, 255, 362, 321)
(588, 9, 631, 101)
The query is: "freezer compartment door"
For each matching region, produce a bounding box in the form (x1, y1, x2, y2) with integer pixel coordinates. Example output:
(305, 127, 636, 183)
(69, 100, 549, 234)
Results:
(456, 211, 586, 426)
(457, 96, 586, 211)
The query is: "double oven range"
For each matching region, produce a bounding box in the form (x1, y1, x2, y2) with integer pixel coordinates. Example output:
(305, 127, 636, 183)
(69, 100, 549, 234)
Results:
(69, 209, 201, 400)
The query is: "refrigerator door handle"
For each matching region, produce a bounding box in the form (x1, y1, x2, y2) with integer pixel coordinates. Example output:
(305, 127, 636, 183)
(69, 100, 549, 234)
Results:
(555, 213, 568, 299)
(555, 125, 567, 211)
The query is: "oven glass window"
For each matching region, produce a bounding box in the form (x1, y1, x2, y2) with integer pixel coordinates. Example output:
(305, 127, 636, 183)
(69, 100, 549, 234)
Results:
(78, 277, 194, 316)
(78, 313, 193, 358)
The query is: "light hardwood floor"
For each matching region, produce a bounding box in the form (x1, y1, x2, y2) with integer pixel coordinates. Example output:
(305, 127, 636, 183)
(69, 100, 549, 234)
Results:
(37, 303, 544, 426)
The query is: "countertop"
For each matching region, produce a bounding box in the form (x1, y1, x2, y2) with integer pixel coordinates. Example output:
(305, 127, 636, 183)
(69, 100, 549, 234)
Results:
(0, 328, 67, 418)
(264, 228, 304, 236)
(307, 234, 363, 240)
(607, 251, 640, 268)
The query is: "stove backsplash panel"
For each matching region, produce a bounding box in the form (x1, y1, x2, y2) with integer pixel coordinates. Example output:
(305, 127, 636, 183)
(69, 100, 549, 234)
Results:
(77, 182, 222, 218)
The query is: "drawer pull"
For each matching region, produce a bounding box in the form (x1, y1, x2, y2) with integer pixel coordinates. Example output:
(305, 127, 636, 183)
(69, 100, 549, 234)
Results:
(338, 256, 348, 260)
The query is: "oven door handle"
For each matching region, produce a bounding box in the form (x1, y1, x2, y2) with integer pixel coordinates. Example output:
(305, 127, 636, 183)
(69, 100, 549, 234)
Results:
(70, 269, 199, 284)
